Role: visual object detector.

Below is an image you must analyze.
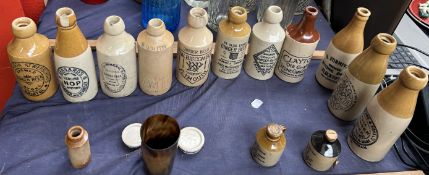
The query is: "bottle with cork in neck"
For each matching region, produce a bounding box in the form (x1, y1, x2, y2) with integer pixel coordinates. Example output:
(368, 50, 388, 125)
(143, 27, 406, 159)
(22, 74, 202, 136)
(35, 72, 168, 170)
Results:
(251, 123, 287, 167)
(303, 129, 341, 171)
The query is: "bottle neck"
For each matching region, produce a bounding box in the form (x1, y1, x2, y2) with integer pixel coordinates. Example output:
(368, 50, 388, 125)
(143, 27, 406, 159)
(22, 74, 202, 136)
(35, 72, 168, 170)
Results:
(287, 13, 318, 43)
(343, 14, 367, 35)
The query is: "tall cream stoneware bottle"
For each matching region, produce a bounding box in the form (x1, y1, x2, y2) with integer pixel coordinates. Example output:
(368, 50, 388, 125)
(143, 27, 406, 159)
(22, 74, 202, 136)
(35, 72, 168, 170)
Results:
(54, 7, 98, 102)
(348, 66, 428, 162)
(328, 33, 397, 121)
(212, 6, 251, 79)
(96, 15, 137, 98)
(7, 17, 58, 101)
(244, 5, 285, 80)
(137, 18, 174, 95)
(177, 7, 213, 87)
(315, 7, 371, 89)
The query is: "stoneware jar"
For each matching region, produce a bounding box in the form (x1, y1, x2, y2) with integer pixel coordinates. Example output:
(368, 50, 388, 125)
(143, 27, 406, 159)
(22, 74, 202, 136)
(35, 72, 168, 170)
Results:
(65, 125, 91, 169)
(251, 123, 287, 167)
(328, 33, 397, 121)
(315, 7, 371, 89)
(303, 129, 341, 171)
(7, 17, 58, 101)
(177, 7, 213, 87)
(275, 6, 320, 83)
(244, 5, 286, 80)
(96, 15, 137, 98)
(137, 18, 174, 95)
(212, 6, 251, 79)
(348, 66, 428, 162)
(54, 7, 98, 102)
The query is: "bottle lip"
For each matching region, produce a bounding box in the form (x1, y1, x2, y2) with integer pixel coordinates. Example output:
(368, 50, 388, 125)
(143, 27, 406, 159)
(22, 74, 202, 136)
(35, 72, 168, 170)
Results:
(55, 7, 77, 28)
(400, 66, 428, 90)
(263, 5, 283, 24)
(355, 7, 371, 20)
(371, 33, 397, 55)
(147, 18, 165, 36)
(67, 125, 85, 142)
(104, 15, 125, 36)
(229, 6, 248, 24)
(11, 17, 36, 38)
(304, 6, 318, 16)
(188, 7, 208, 28)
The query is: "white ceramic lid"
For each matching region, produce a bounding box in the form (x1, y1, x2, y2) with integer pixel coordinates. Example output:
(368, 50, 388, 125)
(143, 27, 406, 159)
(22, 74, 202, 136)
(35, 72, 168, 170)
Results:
(178, 127, 205, 154)
(121, 123, 142, 149)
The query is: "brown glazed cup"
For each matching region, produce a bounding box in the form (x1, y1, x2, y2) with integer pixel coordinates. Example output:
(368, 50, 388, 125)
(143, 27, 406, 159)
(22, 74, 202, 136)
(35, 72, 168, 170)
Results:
(141, 114, 180, 175)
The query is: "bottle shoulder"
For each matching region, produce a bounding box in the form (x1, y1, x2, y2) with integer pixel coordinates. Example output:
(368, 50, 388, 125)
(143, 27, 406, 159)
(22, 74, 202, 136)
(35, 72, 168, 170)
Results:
(7, 34, 50, 59)
(218, 20, 251, 38)
(96, 32, 136, 55)
(252, 22, 286, 43)
(178, 26, 213, 48)
(136, 30, 174, 49)
(255, 128, 286, 152)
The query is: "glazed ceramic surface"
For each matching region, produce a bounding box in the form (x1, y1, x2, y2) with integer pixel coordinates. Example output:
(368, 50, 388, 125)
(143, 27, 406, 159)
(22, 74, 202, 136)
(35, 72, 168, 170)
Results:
(303, 130, 340, 171)
(65, 126, 91, 169)
(251, 124, 286, 167)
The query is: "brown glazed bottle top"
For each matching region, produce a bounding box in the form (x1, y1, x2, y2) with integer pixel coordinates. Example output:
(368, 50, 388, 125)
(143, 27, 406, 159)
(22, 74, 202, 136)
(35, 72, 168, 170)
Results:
(55, 7, 77, 28)
(266, 124, 286, 141)
(229, 6, 247, 24)
(11, 17, 37, 38)
(287, 6, 320, 43)
(65, 125, 89, 148)
(218, 6, 251, 37)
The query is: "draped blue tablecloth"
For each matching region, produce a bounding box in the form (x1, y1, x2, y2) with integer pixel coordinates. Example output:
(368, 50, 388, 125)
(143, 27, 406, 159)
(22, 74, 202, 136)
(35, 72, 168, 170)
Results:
(0, 0, 411, 174)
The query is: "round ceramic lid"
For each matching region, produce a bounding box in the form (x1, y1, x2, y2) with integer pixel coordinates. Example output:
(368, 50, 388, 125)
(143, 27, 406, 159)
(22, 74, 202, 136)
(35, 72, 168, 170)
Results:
(178, 127, 205, 154)
(121, 123, 142, 149)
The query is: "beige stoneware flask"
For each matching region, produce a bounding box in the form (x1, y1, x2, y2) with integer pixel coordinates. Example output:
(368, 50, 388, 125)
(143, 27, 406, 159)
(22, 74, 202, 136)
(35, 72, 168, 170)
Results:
(348, 66, 428, 162)
(251, 123, 287, 167)
(7, 17, 58, 101)
(177, 7, 213, 87)
(315, 7, 371, 89)
(212, 6, 251, 79)
(244, 5, 286, 80)
(65, 125, 91, 169)
(137, 18, 174, 95)
(97, 15, 137, 98)
(328, 33, 396, 121)
(54, 7, 98, 102)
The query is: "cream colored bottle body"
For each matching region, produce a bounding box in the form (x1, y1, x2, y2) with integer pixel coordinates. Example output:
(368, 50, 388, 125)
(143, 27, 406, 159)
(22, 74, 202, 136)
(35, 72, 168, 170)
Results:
(65, 126, 91, 169)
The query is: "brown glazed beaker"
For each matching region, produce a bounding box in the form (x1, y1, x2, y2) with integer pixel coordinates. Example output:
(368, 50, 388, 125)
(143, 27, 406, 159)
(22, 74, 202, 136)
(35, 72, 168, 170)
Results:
(141, 114, 180, 175)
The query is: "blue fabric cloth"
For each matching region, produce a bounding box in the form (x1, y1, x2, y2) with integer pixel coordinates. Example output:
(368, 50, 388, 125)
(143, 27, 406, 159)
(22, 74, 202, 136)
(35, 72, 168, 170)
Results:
(0, 0, 411, 174)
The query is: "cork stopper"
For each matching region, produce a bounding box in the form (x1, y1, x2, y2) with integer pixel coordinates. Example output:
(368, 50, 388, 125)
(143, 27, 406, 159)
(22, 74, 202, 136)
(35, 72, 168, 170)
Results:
(263, 6, 283, 24)
(104, 15, 125, 36)
(147, 18, 166, 36)
(65, 125, 88, 148)
(324, 129, 338, 142)
(188, 7, 208, 28)
(371, 33, 397, 55)
(228, 6, 247, 24)
(55, 7, 77, 28)
(355, 7, 371, 21)
(11, 17, 37, 39)
(399, 66, 428, 91)
(266, 123, 286, 141)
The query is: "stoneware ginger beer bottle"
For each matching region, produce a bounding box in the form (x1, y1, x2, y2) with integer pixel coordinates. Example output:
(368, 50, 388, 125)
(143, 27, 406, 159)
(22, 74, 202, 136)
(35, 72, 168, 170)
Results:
(97, 15, 137, 98)
(275, 6, 320, 83)
(177, 7, 213, 87)
(212, 6, 251, 79)
(244, 5, 286, 80)
(348, 66, 428, 162)
(7, 17, 58, 101)
(54, 7, 98, 102)
(137, 18, 174, 95)
(251, 123, 286, 167)
(315, 7, 371, 89)
(328, 33, 397, 121)
(65, 125, 91, 168)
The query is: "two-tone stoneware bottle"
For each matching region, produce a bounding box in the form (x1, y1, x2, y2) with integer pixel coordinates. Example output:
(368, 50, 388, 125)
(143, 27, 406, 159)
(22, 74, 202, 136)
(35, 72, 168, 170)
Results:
(348, 66, 428, 162)
(177, 7, 213, 87)
(303, 129, 341, 171)
(251, 123, 286, 167)
(65, 125, 91, 168)
(96, 15, 137, 98)
(137, 18, 174, 95)
(328, 33, 396, 121)
(315, 7, 371, 89)
(7, 17, 58, 101)
(275, 6, 320, 83)
(54, 7, 98, 102)
(212, 6, 251, 79)
(244, 5, 286, 80)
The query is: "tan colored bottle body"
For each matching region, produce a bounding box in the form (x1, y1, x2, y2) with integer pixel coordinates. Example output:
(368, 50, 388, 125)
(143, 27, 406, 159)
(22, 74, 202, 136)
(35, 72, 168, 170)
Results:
(251, 124, 286, 167)
(65, 126, 91, 169)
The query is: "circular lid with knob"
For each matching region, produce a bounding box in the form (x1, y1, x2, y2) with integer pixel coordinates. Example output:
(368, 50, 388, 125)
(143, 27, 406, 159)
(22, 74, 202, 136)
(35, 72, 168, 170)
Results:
(178, 127, 205, 154)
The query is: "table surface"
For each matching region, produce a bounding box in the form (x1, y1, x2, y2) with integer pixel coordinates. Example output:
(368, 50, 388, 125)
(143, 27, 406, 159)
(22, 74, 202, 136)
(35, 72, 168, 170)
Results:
(0, 0, 413, 174)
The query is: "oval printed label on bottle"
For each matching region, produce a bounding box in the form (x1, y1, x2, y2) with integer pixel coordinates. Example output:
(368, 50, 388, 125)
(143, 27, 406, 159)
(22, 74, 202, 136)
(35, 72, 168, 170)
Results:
(57, 66, 89, 98)
(329, 73, 358, 111)
(101, 63, 127, 93)
(350, 108, 379, 149)
(12, 62, 51, 96)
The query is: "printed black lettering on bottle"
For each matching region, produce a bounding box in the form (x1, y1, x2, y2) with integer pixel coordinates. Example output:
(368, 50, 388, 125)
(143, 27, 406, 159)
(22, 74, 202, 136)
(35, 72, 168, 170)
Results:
(350, 109, 378, 149)
(276, 49, 312, 78)
(178, 47, 211, 84)
(57, 66, 89, 98)
(320, 54, 349, 83)
(12, 62, 51, 97)
(253, 44, 280, 76)
(217, 41, 247, 75)
(101, 63, 127, 93)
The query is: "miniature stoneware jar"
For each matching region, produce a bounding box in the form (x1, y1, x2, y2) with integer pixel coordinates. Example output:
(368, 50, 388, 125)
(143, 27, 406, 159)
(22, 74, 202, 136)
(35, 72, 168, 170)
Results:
(65, 125, 91, 169)
(303, 129, 341, 171)
(7, 17, 58, 101)
(348, 66, 428, 162)
(244, 5, 286, 80)
(275, 6, 320, 83)
(251, 123, 287, 167)
(54, 7, 98, 102)
(137, 18, 174, 95)
(177, 7, 213, 87)
(96, 16, 137, 98)
(328, 33, 397, 121)
(212, 6, 251, 79)
(315, 7, 371, 89)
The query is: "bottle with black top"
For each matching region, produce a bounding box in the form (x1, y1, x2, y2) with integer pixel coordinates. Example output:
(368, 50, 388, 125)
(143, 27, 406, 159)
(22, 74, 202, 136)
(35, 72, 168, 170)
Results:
(303, 129, 341, 171)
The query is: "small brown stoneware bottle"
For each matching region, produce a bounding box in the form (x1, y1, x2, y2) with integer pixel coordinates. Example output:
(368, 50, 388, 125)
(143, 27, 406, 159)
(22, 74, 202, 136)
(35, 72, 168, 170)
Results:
(212, 6, 251, 79)
(251, 123, 286, 167)
(137, 18, 174, 95)
(315, 7, 371, 89)
(328, 33, 397, 121)
(275, 6, 320, 83)
(7, 17, 58, 101)
(303, 129, 341, 171)
(348, 66, 428, 162)
(65, 125, 91, 169)
(177, 7, 213, 87)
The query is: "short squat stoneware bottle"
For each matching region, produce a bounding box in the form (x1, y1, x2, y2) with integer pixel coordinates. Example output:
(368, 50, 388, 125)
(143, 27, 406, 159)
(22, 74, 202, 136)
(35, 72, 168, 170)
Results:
(251, 123, 286, 167)
(137, 18, 174, 95)
(303, 129, 341, 171)
(177, 7, 213, 87)
(315, 7, 371, 90)
(244, 5, 285, 80)
(96, 15, 137, 98)
(7, 17, 58, 101)
(275, 6, 320, 83)
(328, 33, 397, 121)
(212, 6, 251, 79)
(348, 66, 428, 162)
(65, 125, 91, 169)
(54, 7, 98, 103)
